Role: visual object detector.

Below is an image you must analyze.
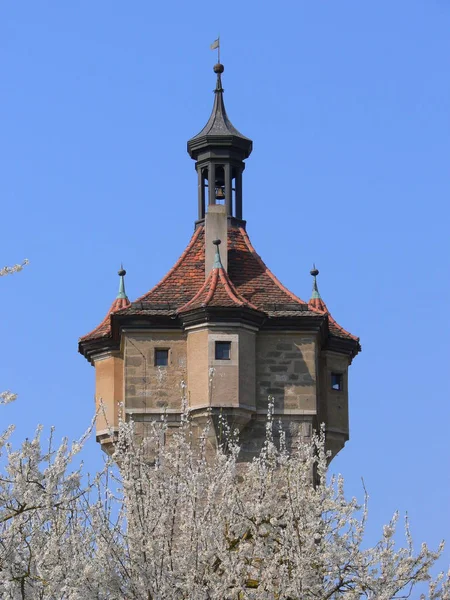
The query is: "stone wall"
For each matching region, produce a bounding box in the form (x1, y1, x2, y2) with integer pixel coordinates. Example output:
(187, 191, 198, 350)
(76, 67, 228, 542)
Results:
(187, 326, 256, 412)
(187, 329, 209, 408)
(207, 330, 239, 407)
(318, 350, 350, 458)
(238, 329, 256, 411)
(117, 327, 350, 463)
(255, 333, 317, 413)
(94, 352, 124, 448)
(238, 414, 315, 462)
(124, 332, 187, 413)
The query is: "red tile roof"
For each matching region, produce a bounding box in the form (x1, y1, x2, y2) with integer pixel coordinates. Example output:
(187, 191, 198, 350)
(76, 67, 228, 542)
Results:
(178, 257, 258, 313)
(228, 227, 307, 307)
(309, 296, 359, 341)
(130, 225, 308, 310)
(79, 296, 130, 341)
(135, 225, 205, 306)
(80, 224, 358, 346)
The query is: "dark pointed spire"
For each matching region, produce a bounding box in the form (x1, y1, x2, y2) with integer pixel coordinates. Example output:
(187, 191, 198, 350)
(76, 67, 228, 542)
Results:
(187, 63, 252, 157)
(117, 265, 128, 300)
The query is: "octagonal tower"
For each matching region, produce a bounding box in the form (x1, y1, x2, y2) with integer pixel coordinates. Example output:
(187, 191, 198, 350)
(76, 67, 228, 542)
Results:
(79, 63, 360, 460)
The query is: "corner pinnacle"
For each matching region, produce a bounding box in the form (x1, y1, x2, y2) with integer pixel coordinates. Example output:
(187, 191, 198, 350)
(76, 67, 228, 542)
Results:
(213, 239, 223, 269)
(117, 264, 128, 300)
(310, 264, 321, 300)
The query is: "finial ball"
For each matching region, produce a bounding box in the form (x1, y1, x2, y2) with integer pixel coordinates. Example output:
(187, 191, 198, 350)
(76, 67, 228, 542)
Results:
(213, 239, 221, 246)
(213, 63, 224, 74)
(118, 267, 126, 277)
(310, 266, 319, 277)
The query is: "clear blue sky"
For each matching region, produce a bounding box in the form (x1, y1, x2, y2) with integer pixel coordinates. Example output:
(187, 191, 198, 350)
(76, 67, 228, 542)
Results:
(1, 0, 449, 574)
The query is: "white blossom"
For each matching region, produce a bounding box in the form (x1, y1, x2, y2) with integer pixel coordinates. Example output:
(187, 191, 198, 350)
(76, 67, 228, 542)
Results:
(0, 264, 447, 598)
(0, 259, 29, 278)
(0, 406, 448, 599)
(1, 259, 28, 408)
(0, 391, 17, 405)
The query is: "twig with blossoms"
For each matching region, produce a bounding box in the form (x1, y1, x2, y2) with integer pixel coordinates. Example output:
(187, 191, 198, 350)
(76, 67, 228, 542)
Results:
(0, 259, 29, 278)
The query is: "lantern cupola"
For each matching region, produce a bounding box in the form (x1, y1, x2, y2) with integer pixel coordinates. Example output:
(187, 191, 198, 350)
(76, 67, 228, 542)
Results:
(187, 63, 253, 224)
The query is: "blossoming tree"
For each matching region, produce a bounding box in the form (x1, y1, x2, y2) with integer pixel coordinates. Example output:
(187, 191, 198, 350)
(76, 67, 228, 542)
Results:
(0, 263, 448, 599)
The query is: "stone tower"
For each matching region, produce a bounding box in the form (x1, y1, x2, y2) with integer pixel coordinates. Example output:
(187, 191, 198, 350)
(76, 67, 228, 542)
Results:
(79, 63, 360, 460)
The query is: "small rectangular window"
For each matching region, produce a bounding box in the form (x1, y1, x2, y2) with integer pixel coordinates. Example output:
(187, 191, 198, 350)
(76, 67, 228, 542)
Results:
(331, 373, 343, 391)
(155, 349, 169, 367)
(215, 341, 231, 360)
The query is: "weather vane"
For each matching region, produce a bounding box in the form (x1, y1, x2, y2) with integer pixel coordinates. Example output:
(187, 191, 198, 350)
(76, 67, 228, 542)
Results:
(210, 36, 220, 63)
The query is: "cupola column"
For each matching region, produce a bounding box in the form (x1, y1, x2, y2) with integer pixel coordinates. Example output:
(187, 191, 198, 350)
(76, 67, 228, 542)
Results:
(208, 163, 216, 206)
(198, 168, 205, 219)
(224, 163, 232, 216)
(235, 168, 243, 220)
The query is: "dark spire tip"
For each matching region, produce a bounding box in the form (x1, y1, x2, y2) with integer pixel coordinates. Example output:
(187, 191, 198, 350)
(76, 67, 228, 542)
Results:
(213, 63, 224, 74)
(118, 267, 126, 277)
(213, 239, 221, 246)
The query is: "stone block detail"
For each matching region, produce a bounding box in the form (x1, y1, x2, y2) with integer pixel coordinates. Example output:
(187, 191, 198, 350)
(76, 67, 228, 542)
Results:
(124, 332, 187, 413)
(256, 334, 317, 413)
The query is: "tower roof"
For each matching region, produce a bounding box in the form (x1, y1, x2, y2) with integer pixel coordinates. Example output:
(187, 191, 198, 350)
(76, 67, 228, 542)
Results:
(308, 265, 327, 312)
(123, 225, 308, 312)
(80, 226, 360, 360)
(79, 62, 360, 361)
(187, 63, 253, 159)
(308, 266, 359, 342)
(79, 267, 130, 342)
(178, 239, 259, 313)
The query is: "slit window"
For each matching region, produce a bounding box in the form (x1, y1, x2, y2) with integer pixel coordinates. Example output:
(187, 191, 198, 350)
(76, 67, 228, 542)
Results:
(155, 349, 169, 367)
(215, 341, 231, 360)
(331, 373, 343, 391)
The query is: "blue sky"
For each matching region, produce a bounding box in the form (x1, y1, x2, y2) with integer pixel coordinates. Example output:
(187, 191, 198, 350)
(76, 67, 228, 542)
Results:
(1, 0, 449, 576)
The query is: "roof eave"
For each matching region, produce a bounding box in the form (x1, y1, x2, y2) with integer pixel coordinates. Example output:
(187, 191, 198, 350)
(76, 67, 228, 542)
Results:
(262, 314, 327, 336)
(78, 336, 120, 366)
(326, 335, 361, 361)
(179, 305, 266, 329)
(187, 135, 252, 159)
(111, 312, 181, 337)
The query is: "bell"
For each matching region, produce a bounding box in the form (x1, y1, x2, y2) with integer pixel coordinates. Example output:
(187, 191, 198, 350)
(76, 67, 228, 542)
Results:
(215, 186, 225, 200)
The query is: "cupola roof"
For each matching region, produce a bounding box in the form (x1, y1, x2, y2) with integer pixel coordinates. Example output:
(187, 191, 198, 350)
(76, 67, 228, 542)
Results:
(187, 63, 253, 159)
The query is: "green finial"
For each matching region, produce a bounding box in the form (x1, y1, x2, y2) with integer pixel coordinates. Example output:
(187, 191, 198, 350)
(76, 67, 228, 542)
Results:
(213, 239, 223, 269)
(310, 264, 321, 300)
(117, 264, 128, 300)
